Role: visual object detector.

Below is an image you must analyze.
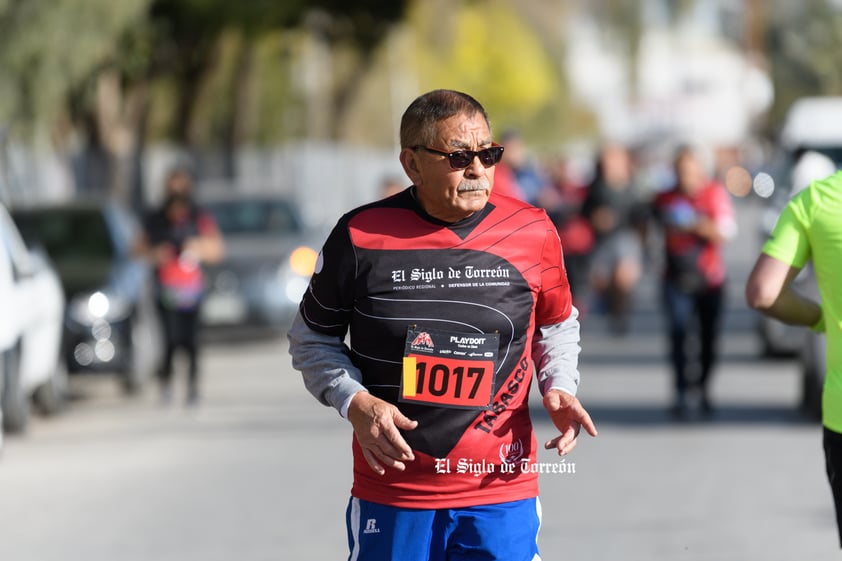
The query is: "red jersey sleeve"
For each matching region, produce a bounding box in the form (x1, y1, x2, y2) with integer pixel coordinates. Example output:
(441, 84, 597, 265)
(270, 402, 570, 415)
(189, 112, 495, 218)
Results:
(534, 216, 573, 326)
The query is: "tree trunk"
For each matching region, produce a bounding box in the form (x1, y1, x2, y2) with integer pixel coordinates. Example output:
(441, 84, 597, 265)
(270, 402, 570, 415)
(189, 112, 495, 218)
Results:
(90, 69, 149, 206)
(222, 37, 255, 180)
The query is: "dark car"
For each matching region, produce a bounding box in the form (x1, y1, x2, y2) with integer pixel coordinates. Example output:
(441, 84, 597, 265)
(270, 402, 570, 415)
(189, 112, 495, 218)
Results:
(198, 193, 319, 335)
(10, 201, 161, 393)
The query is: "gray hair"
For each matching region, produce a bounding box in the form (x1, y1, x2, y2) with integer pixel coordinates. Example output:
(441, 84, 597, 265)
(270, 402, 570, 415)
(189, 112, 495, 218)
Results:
(399, 89, 491, 148)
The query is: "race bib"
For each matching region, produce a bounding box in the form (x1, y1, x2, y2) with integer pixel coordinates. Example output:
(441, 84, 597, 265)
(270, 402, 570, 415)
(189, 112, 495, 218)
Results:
(400, 327, 498, 410)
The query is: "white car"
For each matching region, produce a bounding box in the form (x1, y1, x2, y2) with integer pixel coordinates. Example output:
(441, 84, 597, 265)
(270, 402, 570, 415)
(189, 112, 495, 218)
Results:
(0, 201, 66, 440)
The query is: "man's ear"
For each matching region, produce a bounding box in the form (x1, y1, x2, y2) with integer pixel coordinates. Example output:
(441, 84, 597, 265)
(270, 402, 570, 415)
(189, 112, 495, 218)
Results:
(400, 148, 422, 186)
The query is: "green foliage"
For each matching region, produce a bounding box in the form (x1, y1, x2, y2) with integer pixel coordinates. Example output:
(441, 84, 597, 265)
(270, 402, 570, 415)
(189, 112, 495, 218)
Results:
(409, 0, 561, 137)
(248, 32, 300, 143)
(766, 0, 842, 129)
(149, 0, 307, 38)
(0, 0, 149, 126)
(0, 0, 410, 143)
(142, 0, 409, 144)
(309, 0, 408, 52)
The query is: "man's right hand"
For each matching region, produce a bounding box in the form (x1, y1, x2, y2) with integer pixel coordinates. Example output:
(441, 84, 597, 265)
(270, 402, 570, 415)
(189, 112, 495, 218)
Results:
(347, 392, 418, 476)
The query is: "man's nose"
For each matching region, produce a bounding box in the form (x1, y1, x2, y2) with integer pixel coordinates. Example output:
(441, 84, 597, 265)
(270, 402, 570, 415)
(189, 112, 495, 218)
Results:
(463, 154, 486, 176)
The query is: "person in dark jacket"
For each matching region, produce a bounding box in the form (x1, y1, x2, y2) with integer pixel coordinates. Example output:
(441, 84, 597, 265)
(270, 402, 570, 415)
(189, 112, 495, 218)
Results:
(134, 167, 224, 405)
(581, 143, 645, 334)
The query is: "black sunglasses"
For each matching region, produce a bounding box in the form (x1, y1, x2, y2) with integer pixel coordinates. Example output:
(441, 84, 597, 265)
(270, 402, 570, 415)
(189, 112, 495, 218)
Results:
(413, 144, 504, 170)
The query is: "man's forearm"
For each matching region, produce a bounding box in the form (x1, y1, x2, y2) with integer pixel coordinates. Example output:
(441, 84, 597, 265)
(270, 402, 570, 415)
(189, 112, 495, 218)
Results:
(746, 254, 822, 330)
(756, 287, 822, 329)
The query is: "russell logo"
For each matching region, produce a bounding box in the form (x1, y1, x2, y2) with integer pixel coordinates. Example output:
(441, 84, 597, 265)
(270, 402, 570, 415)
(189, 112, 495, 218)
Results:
(363, 518, 380, 534)
(411, 332, 434, 348)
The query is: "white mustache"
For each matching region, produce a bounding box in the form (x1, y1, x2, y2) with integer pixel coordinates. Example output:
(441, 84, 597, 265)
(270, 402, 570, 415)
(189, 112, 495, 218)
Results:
(457, 179, 490, 193)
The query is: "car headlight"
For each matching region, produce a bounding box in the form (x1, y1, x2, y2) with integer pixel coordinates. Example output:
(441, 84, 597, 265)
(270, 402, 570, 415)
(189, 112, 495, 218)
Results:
(68, 291, 132, 325)
(274, 247, 317, 304)
(289, 246, 318, 277)
(285, 276, 310, 303)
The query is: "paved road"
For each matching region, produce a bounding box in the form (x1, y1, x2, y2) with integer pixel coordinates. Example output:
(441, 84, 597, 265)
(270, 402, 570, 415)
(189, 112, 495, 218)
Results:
(0, 196, 839, 560)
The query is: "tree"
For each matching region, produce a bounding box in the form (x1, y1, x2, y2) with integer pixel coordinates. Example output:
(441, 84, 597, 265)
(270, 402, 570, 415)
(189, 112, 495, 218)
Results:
(0, 0, 412, 203)
(766, 0, 842, 130)
(119, 0, 411, 187)
(400, 0, 570, 144)
(0, 0, 149, 128)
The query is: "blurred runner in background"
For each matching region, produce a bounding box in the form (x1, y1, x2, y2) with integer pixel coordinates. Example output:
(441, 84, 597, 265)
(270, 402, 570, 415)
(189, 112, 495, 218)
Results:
(494, 128, 549, 206)
(134, 167, 224, 406)
(581, 143, 646, 334)
(653, 147, 736, 418)
(540, 154, 594, 316)
(380, 175, 405, 198)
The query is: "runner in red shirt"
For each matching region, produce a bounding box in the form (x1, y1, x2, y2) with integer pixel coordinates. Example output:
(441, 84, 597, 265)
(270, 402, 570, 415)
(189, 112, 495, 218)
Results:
(288, 90, 597, 561)
(652, 146, 737, 418)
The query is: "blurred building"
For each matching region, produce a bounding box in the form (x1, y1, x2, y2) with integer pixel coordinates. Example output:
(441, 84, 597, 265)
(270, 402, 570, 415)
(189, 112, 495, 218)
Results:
(566, 0, 773, 148)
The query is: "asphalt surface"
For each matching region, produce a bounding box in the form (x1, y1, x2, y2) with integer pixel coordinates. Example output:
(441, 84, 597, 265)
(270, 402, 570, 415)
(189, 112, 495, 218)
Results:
(0, 195, 839, 560)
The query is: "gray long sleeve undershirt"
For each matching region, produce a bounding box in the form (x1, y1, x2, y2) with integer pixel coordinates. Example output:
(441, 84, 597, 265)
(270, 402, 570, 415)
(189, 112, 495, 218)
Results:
(532, 305, 581, 397)
(287, 313, 366, 417)
(287, 306, 582, 418)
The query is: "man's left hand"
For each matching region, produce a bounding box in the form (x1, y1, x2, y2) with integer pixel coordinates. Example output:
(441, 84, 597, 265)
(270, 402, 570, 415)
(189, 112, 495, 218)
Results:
(543, 390, 597, 456)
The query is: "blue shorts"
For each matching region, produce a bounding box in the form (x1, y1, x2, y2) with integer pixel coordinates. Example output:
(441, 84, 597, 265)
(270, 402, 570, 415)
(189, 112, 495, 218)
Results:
(345, 496, 542, 561)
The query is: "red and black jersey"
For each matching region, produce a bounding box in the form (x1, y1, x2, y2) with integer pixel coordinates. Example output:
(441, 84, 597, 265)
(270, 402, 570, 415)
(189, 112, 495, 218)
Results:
(300, 187, 573, 509)
(653, 181, 734, 289)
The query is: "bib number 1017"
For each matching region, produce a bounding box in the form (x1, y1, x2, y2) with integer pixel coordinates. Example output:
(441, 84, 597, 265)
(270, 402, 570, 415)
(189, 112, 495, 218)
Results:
(402, 356, 494, 409)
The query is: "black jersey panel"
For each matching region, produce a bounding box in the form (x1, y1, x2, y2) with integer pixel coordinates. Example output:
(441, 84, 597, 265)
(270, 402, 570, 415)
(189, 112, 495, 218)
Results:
(301, 190, 572, 461)
(299, 220, 356, 336)
(349, 248, 534, 458)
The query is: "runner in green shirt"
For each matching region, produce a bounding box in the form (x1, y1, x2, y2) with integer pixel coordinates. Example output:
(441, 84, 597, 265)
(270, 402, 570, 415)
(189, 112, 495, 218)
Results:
(746, 169, 842, 546)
